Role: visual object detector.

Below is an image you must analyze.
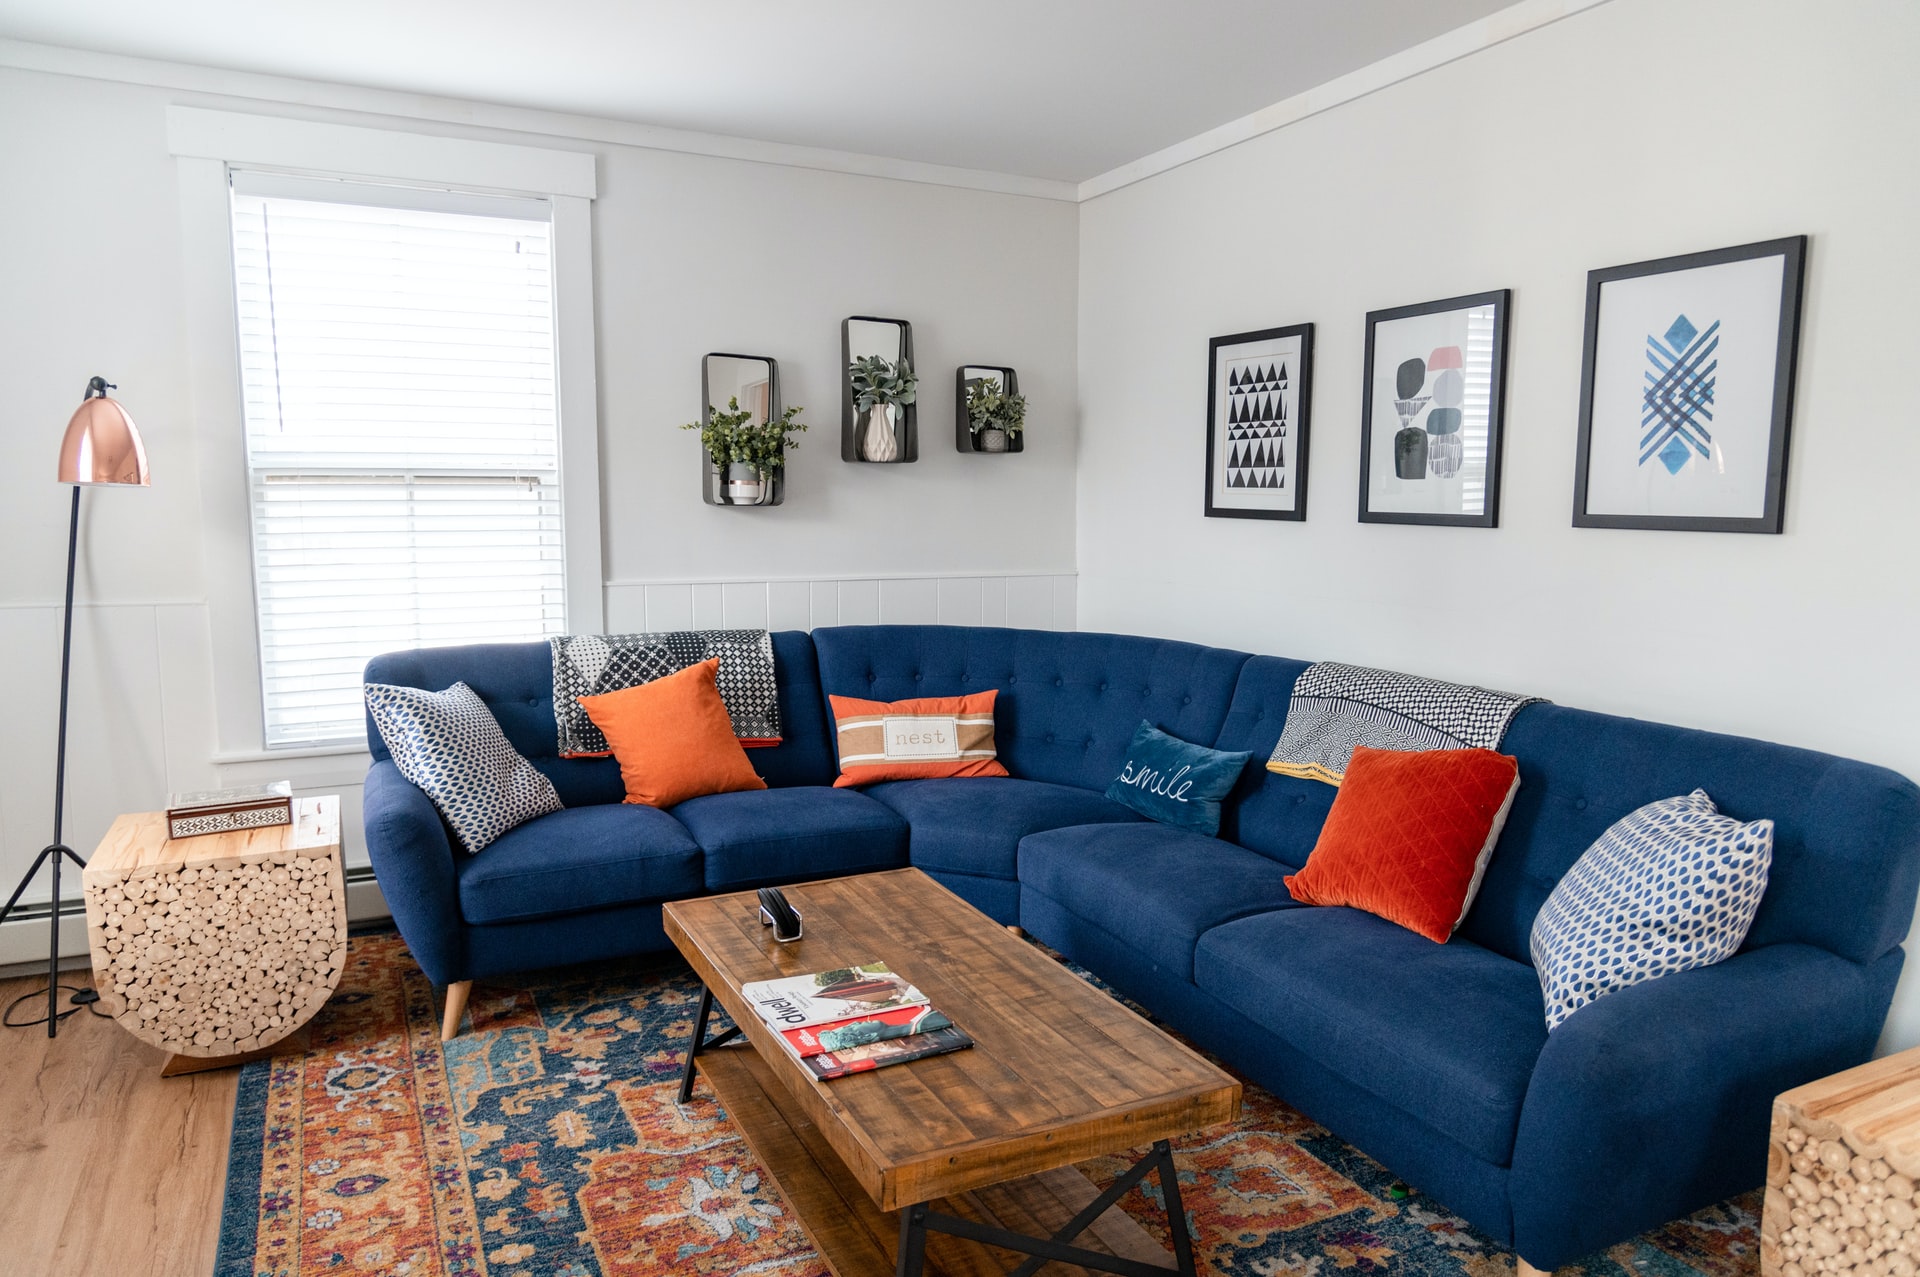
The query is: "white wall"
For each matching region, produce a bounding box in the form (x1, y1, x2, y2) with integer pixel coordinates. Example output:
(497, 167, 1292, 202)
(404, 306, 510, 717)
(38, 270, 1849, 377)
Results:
(0, 62, 1079, 956)
(1075, 0, 1920, 1046)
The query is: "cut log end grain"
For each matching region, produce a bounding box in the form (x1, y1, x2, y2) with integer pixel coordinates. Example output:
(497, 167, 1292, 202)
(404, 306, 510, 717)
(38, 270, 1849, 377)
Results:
(1766, 1114, 1920, 1277)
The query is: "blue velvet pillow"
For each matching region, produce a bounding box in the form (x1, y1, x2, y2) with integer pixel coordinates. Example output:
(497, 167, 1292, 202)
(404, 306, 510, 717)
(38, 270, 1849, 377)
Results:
(1104, 720, 1252, 836)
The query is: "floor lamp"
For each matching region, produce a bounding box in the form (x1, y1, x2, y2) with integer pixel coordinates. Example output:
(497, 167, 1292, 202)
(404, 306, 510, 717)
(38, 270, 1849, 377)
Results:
(0, 377, 149, 1037)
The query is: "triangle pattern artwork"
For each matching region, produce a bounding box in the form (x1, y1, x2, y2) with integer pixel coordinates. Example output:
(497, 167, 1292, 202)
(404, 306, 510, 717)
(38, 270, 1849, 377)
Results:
(1223, 353, 1291, 491)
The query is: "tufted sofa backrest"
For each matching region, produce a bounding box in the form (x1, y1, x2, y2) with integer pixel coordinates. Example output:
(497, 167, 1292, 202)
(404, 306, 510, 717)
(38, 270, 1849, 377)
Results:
(1210, 656, 1338, 867)
(1460, 703, 1920, 967)
(363, 630, 838, 802)
(809, 625, 1250, 792)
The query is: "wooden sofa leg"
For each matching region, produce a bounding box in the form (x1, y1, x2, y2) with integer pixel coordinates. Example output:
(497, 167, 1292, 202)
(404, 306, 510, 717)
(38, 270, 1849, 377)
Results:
(1516, 1259, 1554, 1277)
(1007, 925, 1025, 938)
(442, 980, 472, 1042)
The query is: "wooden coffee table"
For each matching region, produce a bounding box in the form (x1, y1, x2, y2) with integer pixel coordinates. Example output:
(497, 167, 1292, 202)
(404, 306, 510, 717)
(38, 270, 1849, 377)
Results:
(663, 868, 1241, 1277)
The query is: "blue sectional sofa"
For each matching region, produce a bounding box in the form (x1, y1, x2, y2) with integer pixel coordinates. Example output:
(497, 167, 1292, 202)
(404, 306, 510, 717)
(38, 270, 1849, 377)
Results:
(362, 624, 1920, 1270)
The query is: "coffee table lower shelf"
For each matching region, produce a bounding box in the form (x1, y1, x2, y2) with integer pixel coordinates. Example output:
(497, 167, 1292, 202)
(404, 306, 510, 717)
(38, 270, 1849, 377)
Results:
(696, 1044, 1182, 1277)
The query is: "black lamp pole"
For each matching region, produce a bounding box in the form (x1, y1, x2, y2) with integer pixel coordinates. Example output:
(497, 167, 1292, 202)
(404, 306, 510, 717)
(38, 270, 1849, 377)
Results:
(0, 484, 100, 1035)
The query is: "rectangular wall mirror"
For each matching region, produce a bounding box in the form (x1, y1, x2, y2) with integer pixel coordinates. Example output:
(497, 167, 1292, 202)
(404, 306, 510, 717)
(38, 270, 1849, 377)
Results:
(700, 353, 783, 506)
(956, 365, 1023, 454)
(842, 316, 917, 463)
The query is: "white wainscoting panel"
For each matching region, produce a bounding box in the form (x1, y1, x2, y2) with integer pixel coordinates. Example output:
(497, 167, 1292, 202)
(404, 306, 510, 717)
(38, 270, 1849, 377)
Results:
(603, 573, 1076, 636)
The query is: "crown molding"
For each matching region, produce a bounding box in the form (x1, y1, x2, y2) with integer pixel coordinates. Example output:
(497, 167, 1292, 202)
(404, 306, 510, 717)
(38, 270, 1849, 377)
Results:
(1077, 0, 1615, 202)
(0, 37, 1079, 203)
(2, 1, 1612, 208)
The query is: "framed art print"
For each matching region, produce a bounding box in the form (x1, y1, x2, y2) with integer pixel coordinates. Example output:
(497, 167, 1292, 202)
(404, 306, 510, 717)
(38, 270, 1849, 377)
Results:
(1572, 235, 1806, 533)
(1205, 322, 1314, 521)
(1358, 289, 1510, 527)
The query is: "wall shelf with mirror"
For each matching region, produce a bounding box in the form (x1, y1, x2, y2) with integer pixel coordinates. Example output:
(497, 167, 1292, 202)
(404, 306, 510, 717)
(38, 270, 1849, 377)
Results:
(842, 316, 918, 463)
(956, 365, 1024, 454)
(697, 352, 788, 506)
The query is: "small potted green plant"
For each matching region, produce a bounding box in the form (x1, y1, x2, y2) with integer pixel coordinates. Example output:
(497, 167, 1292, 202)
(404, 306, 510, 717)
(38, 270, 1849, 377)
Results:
(682, 397, 808, 505)
(848, 355, 917, 462)
(965, 375, 1026, 453)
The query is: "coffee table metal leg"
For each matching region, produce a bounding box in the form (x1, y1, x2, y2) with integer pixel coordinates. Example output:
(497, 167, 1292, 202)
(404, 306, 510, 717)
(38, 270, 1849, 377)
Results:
(897, 1203, 930, 1277)
(908, 1139, 1195, 1277)
(1153, 1139, 1198, 1277)
(676, 983, 742, 1104)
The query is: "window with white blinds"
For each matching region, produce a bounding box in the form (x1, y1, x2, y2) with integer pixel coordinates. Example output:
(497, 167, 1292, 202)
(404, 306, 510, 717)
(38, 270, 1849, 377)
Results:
(230, 171, 566, 747)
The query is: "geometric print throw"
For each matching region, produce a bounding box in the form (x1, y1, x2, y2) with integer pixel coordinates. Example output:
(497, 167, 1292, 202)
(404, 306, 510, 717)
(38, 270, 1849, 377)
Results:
(1268, 661, 1544, 786)
(552, 630, 781, 756)
(363, 680, 562, 854)
(216, 928, 1765, 1277)
(1530, 789, 1774, 1032)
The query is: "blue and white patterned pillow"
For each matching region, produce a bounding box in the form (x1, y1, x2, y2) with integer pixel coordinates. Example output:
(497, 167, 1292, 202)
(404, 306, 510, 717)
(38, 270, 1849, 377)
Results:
(1529, 789, 1773, 1031)
(365, 681, 562, 853)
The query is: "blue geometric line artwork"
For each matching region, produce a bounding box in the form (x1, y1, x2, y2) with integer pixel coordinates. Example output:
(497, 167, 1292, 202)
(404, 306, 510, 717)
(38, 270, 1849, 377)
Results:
(1641, 313, 1720, 475)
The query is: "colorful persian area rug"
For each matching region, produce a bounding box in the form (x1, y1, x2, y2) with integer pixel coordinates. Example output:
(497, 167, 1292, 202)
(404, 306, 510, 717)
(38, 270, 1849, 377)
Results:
(216, 929, 1760, 1277)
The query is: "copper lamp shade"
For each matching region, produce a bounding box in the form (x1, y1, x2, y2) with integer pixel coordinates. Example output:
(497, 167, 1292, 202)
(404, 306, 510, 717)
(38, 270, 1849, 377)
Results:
(57, 377, 149, 486)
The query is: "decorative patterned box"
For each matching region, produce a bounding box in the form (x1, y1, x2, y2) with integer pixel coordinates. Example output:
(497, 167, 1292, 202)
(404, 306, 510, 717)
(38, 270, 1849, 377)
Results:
(165, 780, 293, 840)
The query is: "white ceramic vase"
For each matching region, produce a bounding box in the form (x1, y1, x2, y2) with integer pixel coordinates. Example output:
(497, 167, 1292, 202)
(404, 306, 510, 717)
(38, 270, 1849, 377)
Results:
(862, 403, 900, 462)
(979, 427, 1009, 453)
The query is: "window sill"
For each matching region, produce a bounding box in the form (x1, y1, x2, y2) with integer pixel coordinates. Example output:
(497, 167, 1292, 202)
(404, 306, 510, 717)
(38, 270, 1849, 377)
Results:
(212, 742, 371, 765)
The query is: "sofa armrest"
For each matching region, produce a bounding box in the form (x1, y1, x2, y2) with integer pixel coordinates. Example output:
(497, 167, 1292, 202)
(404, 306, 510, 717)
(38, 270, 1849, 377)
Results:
(1510, 942, 1901, 1269)
(363, 760, 466, 986)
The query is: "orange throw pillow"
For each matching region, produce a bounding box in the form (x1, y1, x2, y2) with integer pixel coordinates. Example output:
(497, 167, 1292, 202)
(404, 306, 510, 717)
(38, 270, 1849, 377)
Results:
(828, 691, 1010, 787)
(578, 658, 767, 808)
(1284, 746, 1521, 943)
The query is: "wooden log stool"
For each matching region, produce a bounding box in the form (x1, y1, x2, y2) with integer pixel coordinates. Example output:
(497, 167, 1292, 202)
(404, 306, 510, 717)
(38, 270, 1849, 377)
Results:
(81, 796, 346, 1075)
(1764, 1047, 1920, 1277)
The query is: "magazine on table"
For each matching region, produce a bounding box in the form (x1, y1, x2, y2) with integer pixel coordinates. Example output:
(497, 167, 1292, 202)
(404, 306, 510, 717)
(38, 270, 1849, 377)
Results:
(741, 961, 928, 1030)
(775, 1005, 954, 1060)
(801, 1024, 975, 1080)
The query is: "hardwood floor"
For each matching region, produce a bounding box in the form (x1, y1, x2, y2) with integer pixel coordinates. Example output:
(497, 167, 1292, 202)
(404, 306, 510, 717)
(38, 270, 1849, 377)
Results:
(0, 972, 234, 1276)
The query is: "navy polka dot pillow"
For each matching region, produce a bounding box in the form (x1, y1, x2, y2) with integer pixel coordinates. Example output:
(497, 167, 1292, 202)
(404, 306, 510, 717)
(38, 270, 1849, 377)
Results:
(1529, 789, 1773, 1031)
(366, 681, 563, 853)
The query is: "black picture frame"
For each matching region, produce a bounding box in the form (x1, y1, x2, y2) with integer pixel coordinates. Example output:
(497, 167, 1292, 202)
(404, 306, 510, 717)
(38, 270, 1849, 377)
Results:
(1358, 289, 1511, 528)
(1204, 323, 1314, 521)
(1572, 236, 1806, 533)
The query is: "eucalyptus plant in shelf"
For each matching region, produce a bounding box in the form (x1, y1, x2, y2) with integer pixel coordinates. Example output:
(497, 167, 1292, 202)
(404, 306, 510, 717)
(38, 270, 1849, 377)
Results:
(848, 354, 917, 462)
(682, 396, 808, 505)
(965, 376, 1027, 453)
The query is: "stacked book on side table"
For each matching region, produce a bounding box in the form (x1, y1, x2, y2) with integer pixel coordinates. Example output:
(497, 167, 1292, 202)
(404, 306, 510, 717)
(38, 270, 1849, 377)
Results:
(741, 961, 972, 1080)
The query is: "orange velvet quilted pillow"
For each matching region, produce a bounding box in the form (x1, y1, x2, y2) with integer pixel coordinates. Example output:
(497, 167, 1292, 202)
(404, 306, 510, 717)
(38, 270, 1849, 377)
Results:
(1283, 746, 1521, 943)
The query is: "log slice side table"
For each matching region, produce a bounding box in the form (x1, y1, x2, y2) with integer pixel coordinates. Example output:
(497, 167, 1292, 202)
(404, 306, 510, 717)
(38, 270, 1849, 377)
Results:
(81, 795, 346, 1075)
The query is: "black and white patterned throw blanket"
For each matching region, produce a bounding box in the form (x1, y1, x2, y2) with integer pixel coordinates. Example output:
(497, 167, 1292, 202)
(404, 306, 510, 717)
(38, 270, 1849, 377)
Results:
(551, 630, 780, 757)
(1267, 661, 1543, 785)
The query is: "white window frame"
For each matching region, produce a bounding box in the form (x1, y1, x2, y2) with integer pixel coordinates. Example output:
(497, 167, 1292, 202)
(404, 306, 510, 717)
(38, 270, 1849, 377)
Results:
(170, 107, 603, 760)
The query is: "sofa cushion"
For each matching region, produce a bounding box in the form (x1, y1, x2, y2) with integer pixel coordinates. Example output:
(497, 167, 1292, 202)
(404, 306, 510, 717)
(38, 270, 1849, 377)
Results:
(1210, 655, 1339, 865)
(1195, 906, 1548, 1165)
(1020, 823, 1301, 982)
(456, 804, 702, 925)
(864, 777, 1141, 880)
(811, 626, 1249, 791)
(828, 690, 1008, 786)
(673, 787, 909, 892)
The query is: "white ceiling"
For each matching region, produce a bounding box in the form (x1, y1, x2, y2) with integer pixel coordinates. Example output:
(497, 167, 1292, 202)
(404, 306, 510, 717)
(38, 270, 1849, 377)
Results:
(0, 0, 1523, 182)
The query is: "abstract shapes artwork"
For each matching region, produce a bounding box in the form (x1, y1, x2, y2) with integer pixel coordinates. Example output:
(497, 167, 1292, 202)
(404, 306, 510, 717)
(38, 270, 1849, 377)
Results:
(1206, 323, 1315, 521)
(1574, 236, 1806, 533)
(1641, 313, 1719, 474)
(1359, 291, 1510, 527)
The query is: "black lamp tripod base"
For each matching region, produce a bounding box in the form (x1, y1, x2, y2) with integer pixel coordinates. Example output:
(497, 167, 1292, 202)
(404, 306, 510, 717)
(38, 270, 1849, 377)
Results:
(0, 841, 100, 1036)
